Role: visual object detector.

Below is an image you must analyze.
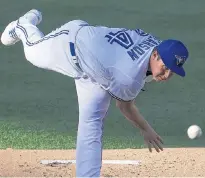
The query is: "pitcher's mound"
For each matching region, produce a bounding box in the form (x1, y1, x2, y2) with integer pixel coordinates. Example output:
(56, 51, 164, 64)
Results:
(0, 148, 204, 177)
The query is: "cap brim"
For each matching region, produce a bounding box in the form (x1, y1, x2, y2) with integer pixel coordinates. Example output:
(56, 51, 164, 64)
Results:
(170, 66, 185, 77)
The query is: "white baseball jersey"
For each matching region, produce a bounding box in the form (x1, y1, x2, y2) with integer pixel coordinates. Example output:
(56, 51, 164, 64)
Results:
(75, 25, 162, 101)
(15, 18, 161, 102)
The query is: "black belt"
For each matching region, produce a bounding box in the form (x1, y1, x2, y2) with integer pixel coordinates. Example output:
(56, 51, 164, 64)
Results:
(69, 42, 83, 72)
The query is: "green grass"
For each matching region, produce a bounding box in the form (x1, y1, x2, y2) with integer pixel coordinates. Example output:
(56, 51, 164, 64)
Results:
(0, 123, 76, 149)
(0, 0, 205, 149)
(0, 121, 204, 149)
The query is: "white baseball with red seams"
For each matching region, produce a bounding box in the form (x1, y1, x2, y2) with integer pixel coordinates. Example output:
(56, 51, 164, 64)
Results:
(187, 125, 202, 139)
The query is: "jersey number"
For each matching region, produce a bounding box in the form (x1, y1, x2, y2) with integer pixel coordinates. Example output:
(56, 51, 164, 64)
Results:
(105, 30, 134, 49)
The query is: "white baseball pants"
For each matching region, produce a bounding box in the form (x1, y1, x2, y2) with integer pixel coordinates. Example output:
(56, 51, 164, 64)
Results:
(15, 19, 112, 177)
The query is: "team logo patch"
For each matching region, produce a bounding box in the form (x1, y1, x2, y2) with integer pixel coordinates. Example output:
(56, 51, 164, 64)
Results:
(175, 55, 186, 67)
(105, 30, 134, 49)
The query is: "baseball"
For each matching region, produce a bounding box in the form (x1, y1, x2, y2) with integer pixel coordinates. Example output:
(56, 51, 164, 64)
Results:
(187, 125, 202, 139)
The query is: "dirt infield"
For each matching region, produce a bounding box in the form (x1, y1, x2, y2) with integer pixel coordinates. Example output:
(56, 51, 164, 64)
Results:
(0, 148, 204, 177)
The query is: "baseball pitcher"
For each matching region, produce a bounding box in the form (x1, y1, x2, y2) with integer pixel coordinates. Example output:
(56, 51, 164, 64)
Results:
(1, 9, 189, 177)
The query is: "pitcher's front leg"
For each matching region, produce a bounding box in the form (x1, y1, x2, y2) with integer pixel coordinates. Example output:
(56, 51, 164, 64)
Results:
(75, 78, 111, 177)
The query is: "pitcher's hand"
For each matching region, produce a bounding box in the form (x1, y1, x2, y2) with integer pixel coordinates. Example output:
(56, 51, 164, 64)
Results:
(141, 127, 164, 153)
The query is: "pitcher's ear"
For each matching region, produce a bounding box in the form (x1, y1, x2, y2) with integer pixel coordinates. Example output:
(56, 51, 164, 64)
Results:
(151, 49, 159, 60)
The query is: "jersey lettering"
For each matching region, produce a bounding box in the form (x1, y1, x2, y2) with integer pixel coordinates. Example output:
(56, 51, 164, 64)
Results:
(105, 30, 162, 61)
(127, 36, 161, 61)
(135, 29, 149, 36)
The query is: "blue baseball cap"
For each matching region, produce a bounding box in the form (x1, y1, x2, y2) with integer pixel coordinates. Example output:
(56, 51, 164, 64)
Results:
(156, 39, 189, 77)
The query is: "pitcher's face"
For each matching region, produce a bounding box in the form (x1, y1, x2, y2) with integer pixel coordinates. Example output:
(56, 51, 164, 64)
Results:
(150, 50, 174, 81)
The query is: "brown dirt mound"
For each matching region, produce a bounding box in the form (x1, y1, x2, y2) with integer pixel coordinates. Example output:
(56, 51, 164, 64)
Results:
(0, 148, 204, 177)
